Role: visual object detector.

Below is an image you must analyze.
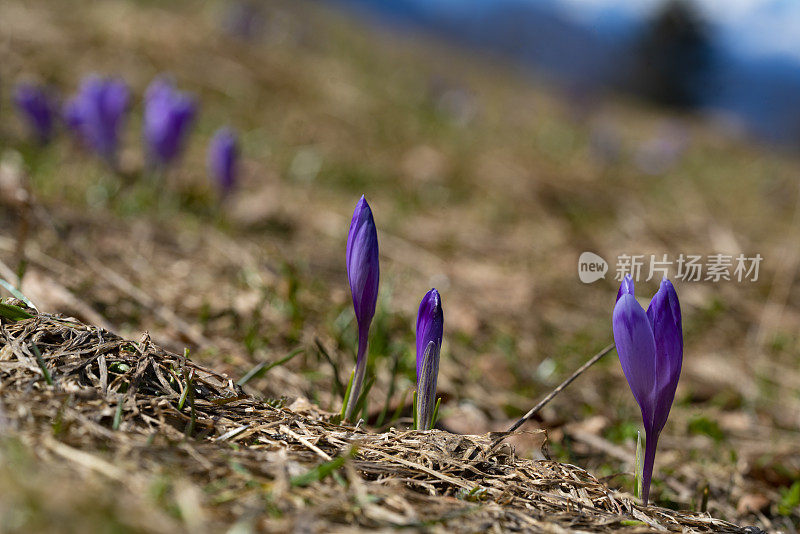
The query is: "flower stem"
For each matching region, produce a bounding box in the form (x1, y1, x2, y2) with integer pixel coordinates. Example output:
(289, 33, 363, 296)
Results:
(641, 430, 659, 506)
(343, 333, 368, 421)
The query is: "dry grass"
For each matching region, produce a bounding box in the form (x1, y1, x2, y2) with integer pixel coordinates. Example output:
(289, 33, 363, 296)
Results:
(0, 308, 751, 533)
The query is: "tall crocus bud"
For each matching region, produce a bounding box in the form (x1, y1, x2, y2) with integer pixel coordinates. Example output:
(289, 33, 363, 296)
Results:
(14, 83, 57, 144)
(64, 76, 130, 164)
(342, 195, 380, 421)
(415, 288, 443, 430)
(207, 127, 238, 196)
(612, 276, 682, 505)
(143, 77, 196, 167)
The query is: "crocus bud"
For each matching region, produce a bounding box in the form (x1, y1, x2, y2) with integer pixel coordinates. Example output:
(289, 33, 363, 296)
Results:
(14, 83, 57, 144)
(143, 77, 196, 167)
(64, 75, 130, 163)
(342, 195, 379, 421)
(415, 288, 443, 430)
(207, 127, 238, 196)
(612, 277, 682, 505)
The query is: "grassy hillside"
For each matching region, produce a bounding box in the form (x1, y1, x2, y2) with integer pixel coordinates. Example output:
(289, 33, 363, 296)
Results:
(1, 0, 798, 531)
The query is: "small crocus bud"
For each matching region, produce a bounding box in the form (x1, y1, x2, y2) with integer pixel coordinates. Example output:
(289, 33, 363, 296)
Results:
(14, 83, 57, 144)
(64, 75, 130, 163)
(207, 127, 238, 196)
(613, 277, 682, 505)
(415, 288, 443, 430)
(342, 195, 379, 421)
(143, 77, 196, 167)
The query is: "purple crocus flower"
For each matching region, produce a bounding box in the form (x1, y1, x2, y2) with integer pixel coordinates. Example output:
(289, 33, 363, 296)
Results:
(14, 83, 58, 144)
(613, 275, 682, 505)
(143, 77, 196, 167)
(207, 127, 238, 195)
(415, 288, 444, 430)
(64, 76, 130, 163)
(342, 195, 380, 421)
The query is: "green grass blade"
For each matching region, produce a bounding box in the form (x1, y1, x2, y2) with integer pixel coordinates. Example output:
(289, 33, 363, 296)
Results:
(431, 397, 442, 428)
(0, 280, 35, 309)
(290, 447, 357, 487)
(31, 344, 53, 386)
(388, 388, 410, 428)
(237, 347, 304, 387)
(113, 394, 124, 430)
(412, 391, 418, 430)
(354, 375, 375, 421)
(634, 430, 643, 499)
(375, 351, 401, 428)
(0, 302, 33, 322)
(340, 370, 355, 419)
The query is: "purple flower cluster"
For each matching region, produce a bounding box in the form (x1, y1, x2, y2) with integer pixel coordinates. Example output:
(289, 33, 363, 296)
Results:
(13, 73, 243, 199)
(340, 196, 447, 429)
(13, 65, 698, 513)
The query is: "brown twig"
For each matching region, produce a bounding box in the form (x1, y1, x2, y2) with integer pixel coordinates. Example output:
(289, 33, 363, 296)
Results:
(505, 343, 615, 434)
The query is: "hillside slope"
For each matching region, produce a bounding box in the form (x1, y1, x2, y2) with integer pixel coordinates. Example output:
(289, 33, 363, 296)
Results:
(1, 0, 798, 531)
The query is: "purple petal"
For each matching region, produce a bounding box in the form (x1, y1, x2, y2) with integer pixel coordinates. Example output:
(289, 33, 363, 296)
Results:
(646, 278, 683, 434)
(616, 274, 635, 303)
(612, 293, 657, 430)
(207, 127, 238, 193)
(14, 83, 57, 144)
(65, 75, 129, 161)
(416, 288, 443, 383)
(144, 77, 197, 165)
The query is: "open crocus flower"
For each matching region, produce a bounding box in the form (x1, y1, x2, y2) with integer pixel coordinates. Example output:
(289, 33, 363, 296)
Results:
(64, 75, 130, 163)
(143, 77, 196, 167)
(14, 83, 58, 144)
(207, 127, 238, 196)
(342, 195, 379, 421)
(415, 288, 443, 430)
(613, 275, 682, 505)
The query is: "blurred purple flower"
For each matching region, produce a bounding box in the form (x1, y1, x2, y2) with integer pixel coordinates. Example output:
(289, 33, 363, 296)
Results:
(207, 127, 238, 195)
(612, 275, 683, 505)
(143, 77, 196, 167)
(64, 76, 130, 163)
(415, 288, 443, 430)
(14, 83, 58, 144)
(342, 195, 379, 421)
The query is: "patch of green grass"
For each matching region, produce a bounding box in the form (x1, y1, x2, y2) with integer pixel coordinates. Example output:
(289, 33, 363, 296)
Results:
(778, 481, 800, 516)
(687, 415, 725, 443)
(290, 447, 357, 488)
(605, 420, 638, 445)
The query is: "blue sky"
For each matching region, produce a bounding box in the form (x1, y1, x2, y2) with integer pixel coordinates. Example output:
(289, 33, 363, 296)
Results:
(338, 0, 800, 142)
(553, 0, 800, 61)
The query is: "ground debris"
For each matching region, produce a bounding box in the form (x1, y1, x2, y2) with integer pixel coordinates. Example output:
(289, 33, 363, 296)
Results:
(0, 312, 750, 533)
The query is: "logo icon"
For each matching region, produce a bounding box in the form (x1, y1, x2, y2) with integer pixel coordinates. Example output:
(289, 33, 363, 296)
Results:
(578, 252, 608, 283)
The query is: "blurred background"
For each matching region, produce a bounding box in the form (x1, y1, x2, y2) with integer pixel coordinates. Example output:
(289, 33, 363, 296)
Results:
(334, 0, 800, 145)
(1, 0, 800, 531)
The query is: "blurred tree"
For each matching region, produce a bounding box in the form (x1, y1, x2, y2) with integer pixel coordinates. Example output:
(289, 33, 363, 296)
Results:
(631, 0, 713, 109)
